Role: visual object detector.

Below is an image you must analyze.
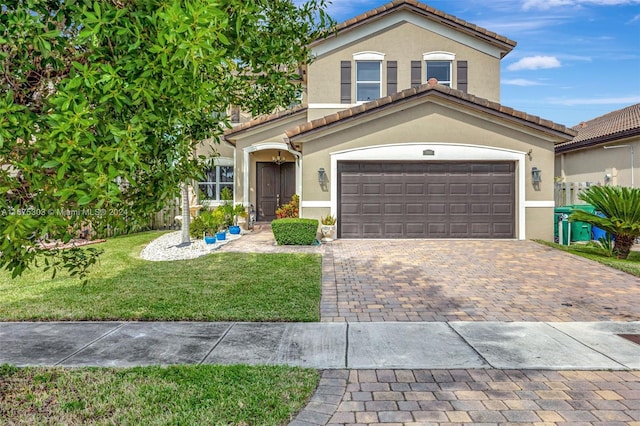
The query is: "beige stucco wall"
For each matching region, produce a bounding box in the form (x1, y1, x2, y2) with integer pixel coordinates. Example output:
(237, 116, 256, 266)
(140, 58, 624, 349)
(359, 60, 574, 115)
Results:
(308, 20, 502, 109)
(296, 100, 560, 240)
(555, 136, 639, 187)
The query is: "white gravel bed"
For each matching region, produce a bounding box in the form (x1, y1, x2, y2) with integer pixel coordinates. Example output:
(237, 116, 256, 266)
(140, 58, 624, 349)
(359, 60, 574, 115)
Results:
(140, 231, 242, 261)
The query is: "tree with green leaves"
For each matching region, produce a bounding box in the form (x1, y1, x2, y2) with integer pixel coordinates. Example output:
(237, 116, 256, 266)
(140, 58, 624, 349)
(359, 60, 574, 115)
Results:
(570, 186, 640, 259)
(0, 0, 332, 281)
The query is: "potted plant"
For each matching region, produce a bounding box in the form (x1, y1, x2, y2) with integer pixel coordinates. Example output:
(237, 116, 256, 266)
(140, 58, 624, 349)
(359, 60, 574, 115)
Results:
(320, 214, 337, 242)
(219, 187, 246, 234)
(190, 210, 221, 244)
(229, 204, 247, 234)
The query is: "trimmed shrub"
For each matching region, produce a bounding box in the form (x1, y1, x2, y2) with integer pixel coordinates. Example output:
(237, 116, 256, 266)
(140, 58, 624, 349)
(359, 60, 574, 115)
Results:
(271, 218, 318, 245)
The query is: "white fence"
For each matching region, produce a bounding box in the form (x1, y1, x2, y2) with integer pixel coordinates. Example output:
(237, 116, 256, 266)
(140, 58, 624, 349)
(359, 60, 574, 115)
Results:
(554, 182, 594, 206)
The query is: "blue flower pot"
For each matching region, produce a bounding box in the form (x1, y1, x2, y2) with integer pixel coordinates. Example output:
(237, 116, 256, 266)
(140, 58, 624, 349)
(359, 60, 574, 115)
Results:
(229, 225, 241, 235)
(204, 235, 216, 245)
(216, 231, 226, 241)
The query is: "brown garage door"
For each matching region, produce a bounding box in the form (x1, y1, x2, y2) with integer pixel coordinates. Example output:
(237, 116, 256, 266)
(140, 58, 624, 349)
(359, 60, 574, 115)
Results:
(338, 161, 515, 238)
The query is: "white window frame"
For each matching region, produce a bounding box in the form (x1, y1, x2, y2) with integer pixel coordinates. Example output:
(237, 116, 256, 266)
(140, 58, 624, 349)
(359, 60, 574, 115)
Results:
(423, 51, 455, 87)
(353, 51, 385, 103)
(198, 157, 234, 205)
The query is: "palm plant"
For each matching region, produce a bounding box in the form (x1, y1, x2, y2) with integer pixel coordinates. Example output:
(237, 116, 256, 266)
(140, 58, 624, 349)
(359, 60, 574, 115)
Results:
(569, 186, 640, 259)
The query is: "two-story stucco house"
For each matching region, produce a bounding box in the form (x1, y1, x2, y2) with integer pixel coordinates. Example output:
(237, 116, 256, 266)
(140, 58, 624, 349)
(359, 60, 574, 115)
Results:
(197, 0, 577, 240)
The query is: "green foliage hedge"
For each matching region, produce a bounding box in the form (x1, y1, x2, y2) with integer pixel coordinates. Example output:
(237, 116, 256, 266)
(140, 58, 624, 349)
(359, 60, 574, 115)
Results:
(271, 218, 319, 245)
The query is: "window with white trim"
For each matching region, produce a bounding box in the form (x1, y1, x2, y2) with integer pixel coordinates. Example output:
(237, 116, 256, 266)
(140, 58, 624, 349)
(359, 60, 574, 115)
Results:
(353, 51, 385, 103)
(356, 61, 382, 102)
(198, 158, 234, 202)
(424, 51, 455, 87)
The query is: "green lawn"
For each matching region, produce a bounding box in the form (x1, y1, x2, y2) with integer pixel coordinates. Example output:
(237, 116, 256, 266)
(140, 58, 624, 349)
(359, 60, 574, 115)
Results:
(0, 232, 322, 322)
(0, 364, 319, 425)
(0, 232, 323, 424)
(536, 240, 640, 277)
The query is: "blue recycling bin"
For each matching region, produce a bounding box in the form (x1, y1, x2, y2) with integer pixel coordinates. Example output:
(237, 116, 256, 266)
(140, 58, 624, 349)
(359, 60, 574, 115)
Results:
(592, 212, 608, 241)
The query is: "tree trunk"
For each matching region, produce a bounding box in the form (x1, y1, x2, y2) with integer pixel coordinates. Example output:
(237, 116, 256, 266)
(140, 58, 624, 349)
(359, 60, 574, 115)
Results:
(181, 183, 191, 244)
(614, 234, 635, 259)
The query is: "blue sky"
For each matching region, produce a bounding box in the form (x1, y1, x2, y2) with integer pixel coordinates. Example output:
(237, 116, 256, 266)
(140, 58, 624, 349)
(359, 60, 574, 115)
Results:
(314, 0, 640, 127)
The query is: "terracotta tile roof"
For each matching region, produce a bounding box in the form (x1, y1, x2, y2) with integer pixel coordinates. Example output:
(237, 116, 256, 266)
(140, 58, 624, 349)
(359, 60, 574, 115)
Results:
(313, 0, 517, 56)
(285, 82, 576, 140)
(223, 105, 307, 139)
(555, 103, 640, 153)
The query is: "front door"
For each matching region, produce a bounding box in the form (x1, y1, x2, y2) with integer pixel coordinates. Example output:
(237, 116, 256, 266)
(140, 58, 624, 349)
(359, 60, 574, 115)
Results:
(256, 162, 296, 221)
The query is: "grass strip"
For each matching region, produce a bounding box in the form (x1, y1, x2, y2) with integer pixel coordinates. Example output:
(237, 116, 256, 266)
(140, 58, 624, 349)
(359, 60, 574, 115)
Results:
(535, 240, 640, 277)
(0, 364, 319, 425)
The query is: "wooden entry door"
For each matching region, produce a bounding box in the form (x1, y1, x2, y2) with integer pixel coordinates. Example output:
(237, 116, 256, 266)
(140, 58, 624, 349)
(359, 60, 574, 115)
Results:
(256, 162, 296, 221)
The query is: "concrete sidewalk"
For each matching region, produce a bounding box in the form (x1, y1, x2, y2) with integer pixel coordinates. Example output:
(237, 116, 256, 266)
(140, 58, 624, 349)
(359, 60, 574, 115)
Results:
(1, 321, 639, 370)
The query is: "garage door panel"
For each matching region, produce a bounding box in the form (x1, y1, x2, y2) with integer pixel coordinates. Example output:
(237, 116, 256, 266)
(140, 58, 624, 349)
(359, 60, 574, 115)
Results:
(471, 183, 491, 194)
(470, 204, 490, 214)
(384, 183, 403, 194)
(450, 204, 469, 214)
(363, 184, 381, 194)
(450, 223, 471, 236)
(341, 203, 361, 214)
(362, 223, 383, 237)
(450, 184, 469, 195)
(493, 183, 513, 195)
(406, 204, 425, 215)
(384, 223, 404, 236)
(341, 183, 360, 195)
(406, 183, 425, 194)
(428, 203, 446, 214)
(384, 204, 403, 214)
(362, 203, 382, 214)
(428, 223, 448, 236)
(428, 183, 447, 194)
(338, 161, 515, 239)
(406, 223, 426, 235)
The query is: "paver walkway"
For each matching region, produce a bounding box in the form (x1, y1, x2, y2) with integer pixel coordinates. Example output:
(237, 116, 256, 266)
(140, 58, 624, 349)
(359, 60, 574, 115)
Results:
(292, 369, 640, 426)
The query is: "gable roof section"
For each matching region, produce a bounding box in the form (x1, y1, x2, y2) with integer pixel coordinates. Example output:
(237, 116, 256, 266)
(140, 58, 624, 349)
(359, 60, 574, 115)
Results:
(223, 105, 307, 142)
(555, 103, 640, 153)
(285, 83, 576, 141)
(312, 0, 516, 58)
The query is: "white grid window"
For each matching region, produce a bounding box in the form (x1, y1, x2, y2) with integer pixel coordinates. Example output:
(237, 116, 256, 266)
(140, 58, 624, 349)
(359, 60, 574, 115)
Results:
(198, 162, 234, 202)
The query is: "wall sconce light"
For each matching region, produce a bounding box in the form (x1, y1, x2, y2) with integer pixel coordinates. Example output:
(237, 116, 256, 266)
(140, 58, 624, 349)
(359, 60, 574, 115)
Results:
(531, 167, 542, 183)
(318, 168, 327, 184)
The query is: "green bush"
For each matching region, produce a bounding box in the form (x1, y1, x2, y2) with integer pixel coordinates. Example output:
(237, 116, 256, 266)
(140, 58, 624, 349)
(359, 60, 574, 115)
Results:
(271, 218, 318, 245)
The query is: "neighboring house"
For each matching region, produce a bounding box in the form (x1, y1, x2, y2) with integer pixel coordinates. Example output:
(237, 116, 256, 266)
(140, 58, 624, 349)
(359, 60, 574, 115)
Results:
(197, 0, 577, 240)
(555, 103, 640, 189)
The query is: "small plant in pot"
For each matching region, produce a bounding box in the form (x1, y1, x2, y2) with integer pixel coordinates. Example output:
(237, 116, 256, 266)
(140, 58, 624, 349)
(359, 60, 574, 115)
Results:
(320, 214, 337, 242)
(190, 210, 223, 244)
(219, 187, 247, 234)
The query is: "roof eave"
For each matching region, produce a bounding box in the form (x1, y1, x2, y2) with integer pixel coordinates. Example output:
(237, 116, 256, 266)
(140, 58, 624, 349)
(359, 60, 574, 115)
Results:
(556, 128, 640, 154)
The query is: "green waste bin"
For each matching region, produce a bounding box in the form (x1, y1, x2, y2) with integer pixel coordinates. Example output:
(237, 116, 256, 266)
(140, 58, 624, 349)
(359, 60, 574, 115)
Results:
(554, 207, 572, 245)
(568, 204, 595, 242)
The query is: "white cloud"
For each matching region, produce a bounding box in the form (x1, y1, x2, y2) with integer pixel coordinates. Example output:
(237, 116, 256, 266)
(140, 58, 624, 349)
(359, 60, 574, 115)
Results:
(507, 56, 562, 71)
(549, 96, 640, 105)
(503, 78, 546, 86)
(523, 0, 640, 10)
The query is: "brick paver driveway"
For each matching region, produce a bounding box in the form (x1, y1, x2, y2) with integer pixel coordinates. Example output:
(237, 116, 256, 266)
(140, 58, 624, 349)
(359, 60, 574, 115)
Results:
(320, 240, 640, 322)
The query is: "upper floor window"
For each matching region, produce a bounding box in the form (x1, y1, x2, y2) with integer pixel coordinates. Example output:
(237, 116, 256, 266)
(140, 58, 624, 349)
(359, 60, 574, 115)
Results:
(353, 52, 385, 103)
(423, 52, 455, 87)
(356, 61, 381, 102)
(198, 158, 234, 203)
